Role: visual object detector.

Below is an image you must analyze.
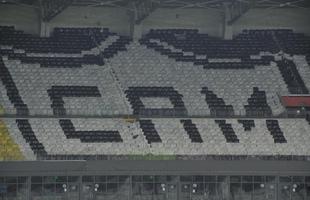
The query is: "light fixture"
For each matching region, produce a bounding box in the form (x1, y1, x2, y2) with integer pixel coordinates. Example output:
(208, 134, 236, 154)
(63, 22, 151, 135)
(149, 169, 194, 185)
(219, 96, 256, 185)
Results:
(161, 183, 166, 191)
(62, 184, 67, 192)
(94, 183, 99, 192)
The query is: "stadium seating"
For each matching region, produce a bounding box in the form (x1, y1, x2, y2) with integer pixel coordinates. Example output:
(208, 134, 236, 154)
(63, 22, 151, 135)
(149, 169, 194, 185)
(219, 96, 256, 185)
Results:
(0, 119, 24, 160)
(180, 119, 203, 143)
(114, 37, 288, 116)
(0, 26, 310, 160)
(0, 57, 29, 115)
(276, 58, 309, 94)
(47, 86, 102, 116)
(244, 87, 272, 117)
(201, 87, 234, 116)
(214, 120, 239, 143)
(266, 120, 287, 143)
(1, 26, 109, 53)
(139, 29, 278, 68)
(238, 119, 255, 131)
(1, 118, 309, 160)
(2, 27, 310, 117)
(59, 119, 123, 143)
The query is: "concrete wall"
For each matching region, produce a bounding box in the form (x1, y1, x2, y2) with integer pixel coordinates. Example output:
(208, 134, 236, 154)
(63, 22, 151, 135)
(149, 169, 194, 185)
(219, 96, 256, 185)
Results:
(47, 6, 131, 36)
(141, 8, 224, 37)
(233, 8, 310, 35)
(0, 4, 40, 35)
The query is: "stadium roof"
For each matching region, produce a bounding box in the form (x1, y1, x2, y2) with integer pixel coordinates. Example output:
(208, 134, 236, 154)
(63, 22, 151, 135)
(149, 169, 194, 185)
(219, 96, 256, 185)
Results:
(1, 0, 309, 23)
(2, 0, 310, 8)
(72, 0, 310, 8)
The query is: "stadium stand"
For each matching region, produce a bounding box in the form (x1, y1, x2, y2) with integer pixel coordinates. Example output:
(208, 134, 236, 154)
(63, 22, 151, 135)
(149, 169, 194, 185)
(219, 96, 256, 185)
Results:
(1, 118, 309, 159)
(1, 26, 310, 118)
(0, 17, 310, 199)
(0, 26, 310, 161)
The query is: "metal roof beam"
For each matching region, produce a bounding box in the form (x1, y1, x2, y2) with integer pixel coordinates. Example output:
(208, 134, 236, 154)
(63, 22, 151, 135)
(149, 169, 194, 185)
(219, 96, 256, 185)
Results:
(227, 0, 251, 25)
(134, 0, 161, 24)
(41, 0, 73, 22)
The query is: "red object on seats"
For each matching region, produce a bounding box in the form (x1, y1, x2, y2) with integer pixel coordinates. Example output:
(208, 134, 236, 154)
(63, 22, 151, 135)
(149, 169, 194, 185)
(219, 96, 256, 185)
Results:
(281, 96, 310, 107)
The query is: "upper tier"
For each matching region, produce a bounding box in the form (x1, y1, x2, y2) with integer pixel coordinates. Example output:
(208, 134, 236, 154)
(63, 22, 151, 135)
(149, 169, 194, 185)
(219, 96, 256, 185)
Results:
(0, 27, 310, 117)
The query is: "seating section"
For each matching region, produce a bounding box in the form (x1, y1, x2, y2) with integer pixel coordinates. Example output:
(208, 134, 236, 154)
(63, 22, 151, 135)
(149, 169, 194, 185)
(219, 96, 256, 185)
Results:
(47, 86, 102, 116)
(266, 120, 287, 143)
(125, 87, 187, 116)
(2, 27, 310, 117)
(114, 29, 306, 117)
(102, 36, 132, 59)
(215, 120, 239, 143)
(59, 119, 123, 143)
(238, 120, 255, 131)
(276, 58, 309, 94)
(244, 87, 272, 117)
(1, 26, 109, 53)
(275, 29, 310, 63)
(16, 119, 46, 156)
(1, 118, 309, 159)
(0, 27, 108, 67)
(0, 120, 24, 160)
(201, 87, 234, 116)
(180, 119, 203, 143)
(0, 26, 310, 160)
(139, 29, 278, 69)
(19, 55, 103, 68)
(139, 120, 162, 144)
(0, 57, 29, 115)
(0, 57, 131, 116)
(0, 26, 131, 67)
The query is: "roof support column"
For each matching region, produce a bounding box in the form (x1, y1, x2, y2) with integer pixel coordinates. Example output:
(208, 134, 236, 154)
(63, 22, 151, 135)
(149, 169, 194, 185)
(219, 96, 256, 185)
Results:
(128, 2, 142, 40)
(38, 0, 48, 37)
(223, 2, 233, 39)
(133, 24, 143, 41)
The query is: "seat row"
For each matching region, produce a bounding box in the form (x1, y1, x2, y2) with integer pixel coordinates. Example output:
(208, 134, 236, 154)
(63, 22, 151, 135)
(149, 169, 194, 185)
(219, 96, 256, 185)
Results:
(2, 118, 309, 160)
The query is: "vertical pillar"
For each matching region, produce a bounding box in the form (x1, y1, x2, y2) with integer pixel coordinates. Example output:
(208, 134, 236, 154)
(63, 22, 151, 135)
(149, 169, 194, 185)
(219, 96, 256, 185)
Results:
(38, 0, 45, 37)
(128, 8, 143, 41)
(133, 24, 143, 41)
(27, 176, 31, 200)
(128, 2, 136, 39)
(128, 12, 134, 38)
(224, 25, 233, 40)
(40, 22, 47, 37)
(40, 22, 51, 37)
(45, 23, 51, 37)
(223, 3, 233, 40)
